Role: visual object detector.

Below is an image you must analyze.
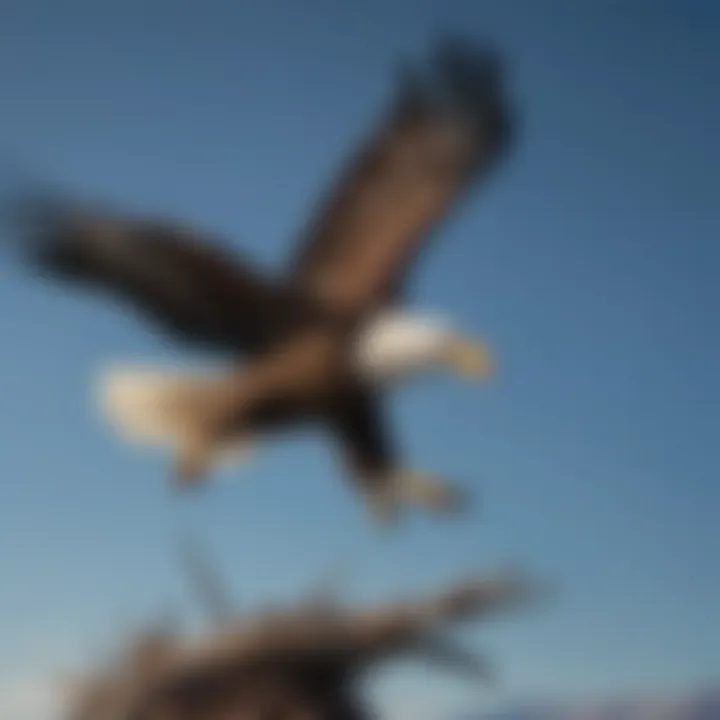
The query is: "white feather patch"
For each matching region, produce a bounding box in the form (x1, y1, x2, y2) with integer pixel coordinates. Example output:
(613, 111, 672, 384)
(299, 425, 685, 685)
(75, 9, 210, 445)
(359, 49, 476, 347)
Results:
(95, 364, 251, 461)
(353, 310, 454, 384)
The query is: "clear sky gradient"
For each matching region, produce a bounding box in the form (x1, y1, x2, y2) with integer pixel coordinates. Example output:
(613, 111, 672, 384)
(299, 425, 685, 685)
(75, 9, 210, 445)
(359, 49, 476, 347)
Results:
(0, 2, 718, 718)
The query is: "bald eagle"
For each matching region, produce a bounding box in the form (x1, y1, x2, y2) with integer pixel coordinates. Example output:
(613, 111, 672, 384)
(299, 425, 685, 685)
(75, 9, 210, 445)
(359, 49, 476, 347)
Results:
(7, 40, 514, 523)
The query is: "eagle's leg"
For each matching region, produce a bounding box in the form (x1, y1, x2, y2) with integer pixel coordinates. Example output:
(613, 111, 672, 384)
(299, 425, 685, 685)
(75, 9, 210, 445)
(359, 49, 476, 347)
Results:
(173, 423, 258, 489)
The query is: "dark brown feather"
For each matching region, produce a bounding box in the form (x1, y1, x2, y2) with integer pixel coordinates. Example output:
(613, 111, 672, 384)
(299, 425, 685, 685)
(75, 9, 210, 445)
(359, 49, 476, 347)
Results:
(17, 203, 317, 355)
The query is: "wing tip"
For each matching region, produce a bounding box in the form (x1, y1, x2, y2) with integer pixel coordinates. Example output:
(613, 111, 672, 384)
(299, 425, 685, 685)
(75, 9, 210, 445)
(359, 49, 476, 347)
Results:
(396, 37, 516, 161)
(0, 187, 80, 273)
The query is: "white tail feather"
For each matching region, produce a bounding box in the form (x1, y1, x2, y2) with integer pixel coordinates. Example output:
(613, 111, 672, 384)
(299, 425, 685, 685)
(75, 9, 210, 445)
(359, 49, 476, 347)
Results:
(95, 365, 250, 462)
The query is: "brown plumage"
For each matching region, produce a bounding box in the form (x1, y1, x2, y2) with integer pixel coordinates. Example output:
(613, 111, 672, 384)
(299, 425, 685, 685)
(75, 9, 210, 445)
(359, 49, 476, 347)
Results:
(6, 39, 515, 522)
(63, 567, 534, 720)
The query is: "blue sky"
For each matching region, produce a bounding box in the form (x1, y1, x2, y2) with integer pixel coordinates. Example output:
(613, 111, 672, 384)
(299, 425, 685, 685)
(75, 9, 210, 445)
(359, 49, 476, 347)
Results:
(0, 1, 718, 718)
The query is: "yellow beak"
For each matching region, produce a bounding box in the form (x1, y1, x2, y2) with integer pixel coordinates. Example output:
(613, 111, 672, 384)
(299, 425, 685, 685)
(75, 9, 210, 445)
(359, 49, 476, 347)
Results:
(445, 336, 494, 380)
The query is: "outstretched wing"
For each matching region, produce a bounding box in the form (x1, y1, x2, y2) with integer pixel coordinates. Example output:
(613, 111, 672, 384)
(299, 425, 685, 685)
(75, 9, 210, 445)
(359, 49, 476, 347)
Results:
(288, 40, 514, 317)
(8, 198, 311, 355)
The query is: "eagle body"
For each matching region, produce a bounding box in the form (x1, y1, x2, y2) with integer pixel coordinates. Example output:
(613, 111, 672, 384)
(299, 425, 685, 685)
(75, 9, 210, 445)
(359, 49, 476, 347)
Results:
(7, 39, 514, 523)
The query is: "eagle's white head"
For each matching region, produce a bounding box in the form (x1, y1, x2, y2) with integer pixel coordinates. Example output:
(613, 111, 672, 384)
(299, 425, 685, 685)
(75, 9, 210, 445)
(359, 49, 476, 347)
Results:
(353, 310, 493, 387)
